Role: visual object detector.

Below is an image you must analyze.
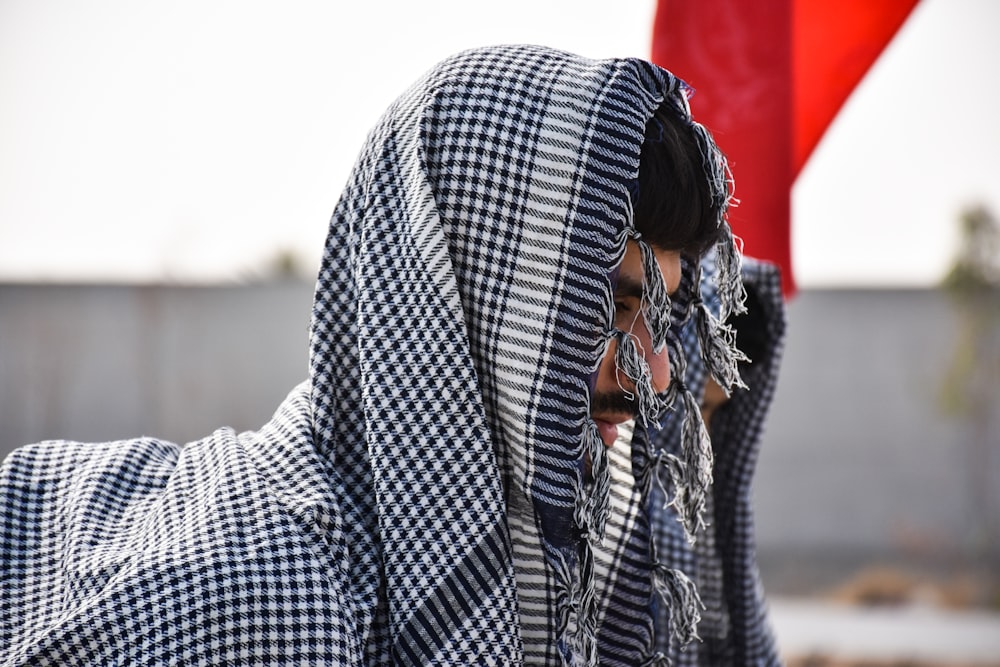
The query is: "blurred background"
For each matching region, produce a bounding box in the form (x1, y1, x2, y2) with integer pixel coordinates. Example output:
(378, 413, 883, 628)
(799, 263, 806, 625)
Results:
(2, 0, 999, 663)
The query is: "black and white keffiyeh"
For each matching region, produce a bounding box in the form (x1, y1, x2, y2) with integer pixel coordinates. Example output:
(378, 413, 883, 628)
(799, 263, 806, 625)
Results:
(1, 45, 751, 665)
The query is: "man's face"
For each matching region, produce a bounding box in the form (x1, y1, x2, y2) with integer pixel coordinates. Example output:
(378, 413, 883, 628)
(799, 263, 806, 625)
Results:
(591, 241, 682, 447)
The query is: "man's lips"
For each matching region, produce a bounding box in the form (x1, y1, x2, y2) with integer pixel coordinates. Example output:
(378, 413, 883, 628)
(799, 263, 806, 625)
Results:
(592, 414, 633, 447)
(593, 419, 618, 447)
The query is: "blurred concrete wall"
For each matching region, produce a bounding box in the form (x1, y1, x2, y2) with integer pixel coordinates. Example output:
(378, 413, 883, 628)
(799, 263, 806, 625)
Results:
(2, 284, 998, 567)
(0, 283, 313, 447)
(756, 289, 1000, 576)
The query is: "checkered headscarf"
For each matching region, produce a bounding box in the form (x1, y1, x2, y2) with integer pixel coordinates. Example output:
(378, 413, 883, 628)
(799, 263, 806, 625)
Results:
(1, 46, 745, 665)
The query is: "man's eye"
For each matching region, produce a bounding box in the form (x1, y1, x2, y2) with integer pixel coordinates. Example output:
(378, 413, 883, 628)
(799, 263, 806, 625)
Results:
(613, 298, 644, 333)
(614, 301, 636, 317)
(614, 297, 641, 313)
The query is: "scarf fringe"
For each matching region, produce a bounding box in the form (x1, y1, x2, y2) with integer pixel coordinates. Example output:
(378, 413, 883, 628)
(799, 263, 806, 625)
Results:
(636, 422, 706, 655)
(641, 652, 673, 667)
(658, 333, 687, 409)
(659, 452, 685, 511)
(577, 421, 612, 542)
(695, 302, 749, 393)
(636, 440, 705, 657)
(653, 563, 704, 647)
(673, 388, 713, 540)
(614, 331, 665, 428)
(635, 236, 671, 354)
(558, 420, 615, 667)
(548, 539, 600, 667)
(689, 118, 733, 223)
(714, 221, 747, 322)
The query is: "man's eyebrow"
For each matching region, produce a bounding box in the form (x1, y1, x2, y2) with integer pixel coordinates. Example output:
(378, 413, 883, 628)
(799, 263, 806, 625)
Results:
(614, 275, 645, 299)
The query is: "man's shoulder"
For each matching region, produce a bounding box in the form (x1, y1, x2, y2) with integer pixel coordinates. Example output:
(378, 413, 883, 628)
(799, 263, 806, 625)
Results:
(1, 436, 182, 489)
(0, 437, 187, 560)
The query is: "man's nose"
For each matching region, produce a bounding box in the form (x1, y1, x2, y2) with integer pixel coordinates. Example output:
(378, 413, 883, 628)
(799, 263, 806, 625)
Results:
(613, 330, 671, 395)
(629, 319, 671, 394)
(644, 344, 671, 394)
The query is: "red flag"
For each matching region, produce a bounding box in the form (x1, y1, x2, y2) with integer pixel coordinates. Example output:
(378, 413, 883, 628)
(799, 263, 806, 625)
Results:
(652, 0, 918, 296)
(793, 1, 920, 175)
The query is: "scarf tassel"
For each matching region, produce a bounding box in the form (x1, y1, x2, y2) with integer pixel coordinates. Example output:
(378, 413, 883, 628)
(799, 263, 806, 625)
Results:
(556, 422, 610, 667)
(656, 450, 685, 513)
(689, 119, 734, 220)
(672, 388, 713, 541)
(653, 563, 705, 648)
(549, 542, 600, 667)
(578, 421, 612, 542)
(641, 652, 673, 667)
(714, 221, 747, 322)
(695, 302, 749, 393)
(635, 237, 672, 353)
(614, 331, 665, 428)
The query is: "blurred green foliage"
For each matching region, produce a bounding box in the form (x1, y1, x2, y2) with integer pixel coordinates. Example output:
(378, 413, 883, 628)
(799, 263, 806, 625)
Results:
(941, 206, 1000, 296)
(939, 205, 1000, 417)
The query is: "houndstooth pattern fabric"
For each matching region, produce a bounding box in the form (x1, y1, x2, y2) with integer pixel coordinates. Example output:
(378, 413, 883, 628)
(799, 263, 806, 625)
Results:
(650, 256, 786, 665)
(2, 45, 742, 665)
(1, 388, 366, 664)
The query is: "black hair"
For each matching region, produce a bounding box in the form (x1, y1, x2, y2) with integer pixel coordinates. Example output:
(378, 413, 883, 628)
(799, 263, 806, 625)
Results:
(633, 98, 726, 256)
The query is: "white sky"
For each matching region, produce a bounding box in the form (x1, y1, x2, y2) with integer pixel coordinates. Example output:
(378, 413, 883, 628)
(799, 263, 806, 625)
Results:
(1, 0, 997, 286)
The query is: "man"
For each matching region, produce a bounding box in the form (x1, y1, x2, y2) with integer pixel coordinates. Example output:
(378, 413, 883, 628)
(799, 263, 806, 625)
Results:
(1, 45, 758, 665)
